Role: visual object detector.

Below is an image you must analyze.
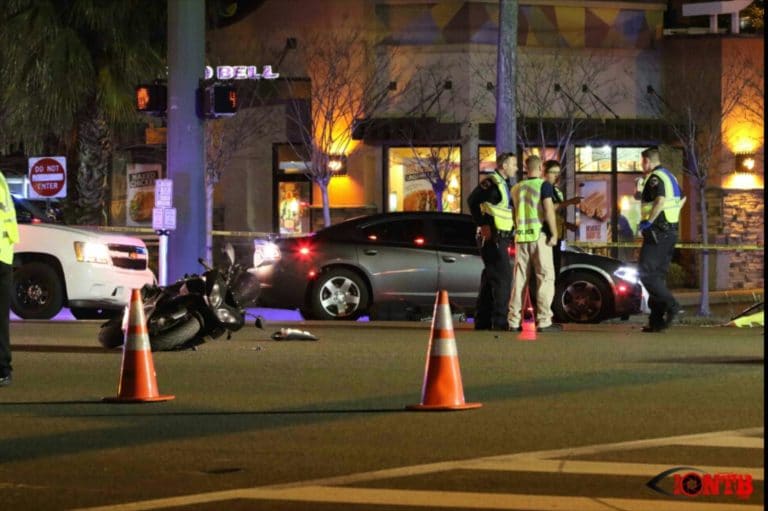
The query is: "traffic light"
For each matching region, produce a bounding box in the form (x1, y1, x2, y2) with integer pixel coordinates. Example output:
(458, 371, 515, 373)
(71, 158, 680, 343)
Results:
(199, 84, 237, 118)
(135, 84, 167, 115)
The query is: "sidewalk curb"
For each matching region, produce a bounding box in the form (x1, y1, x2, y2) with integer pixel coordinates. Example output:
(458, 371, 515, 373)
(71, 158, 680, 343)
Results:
(674, 288, 763, 307)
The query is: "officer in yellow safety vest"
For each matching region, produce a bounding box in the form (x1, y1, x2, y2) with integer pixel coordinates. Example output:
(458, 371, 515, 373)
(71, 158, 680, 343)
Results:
(0, 171, 19, 386)
(467, 152, 515, 331)
(635, 146, 686, 333)
(507, 155, 562, 332)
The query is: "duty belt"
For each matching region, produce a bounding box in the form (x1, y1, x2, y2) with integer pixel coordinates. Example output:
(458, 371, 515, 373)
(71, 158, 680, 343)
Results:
(497, 230, 513, 238)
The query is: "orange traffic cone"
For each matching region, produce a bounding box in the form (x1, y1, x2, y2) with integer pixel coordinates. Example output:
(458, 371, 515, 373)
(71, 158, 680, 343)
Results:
(518, 286, 537, 341)
(104, 289, 175, 403)
(407, 290, 481, 411)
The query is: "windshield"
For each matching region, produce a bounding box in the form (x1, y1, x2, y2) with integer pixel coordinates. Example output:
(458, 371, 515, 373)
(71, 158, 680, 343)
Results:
(12, 195, 64, 224)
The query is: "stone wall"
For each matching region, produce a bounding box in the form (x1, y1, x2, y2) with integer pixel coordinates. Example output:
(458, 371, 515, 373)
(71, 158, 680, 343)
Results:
(720, 190, 764, 289)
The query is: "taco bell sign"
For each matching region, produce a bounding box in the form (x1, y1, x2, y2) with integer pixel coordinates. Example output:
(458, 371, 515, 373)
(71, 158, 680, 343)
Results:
(204, 65, 279, 81)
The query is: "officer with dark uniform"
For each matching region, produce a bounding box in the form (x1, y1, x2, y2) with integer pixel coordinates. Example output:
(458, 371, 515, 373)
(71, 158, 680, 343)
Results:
(636, 147, 686, 333)
(467, 152, 515, 331)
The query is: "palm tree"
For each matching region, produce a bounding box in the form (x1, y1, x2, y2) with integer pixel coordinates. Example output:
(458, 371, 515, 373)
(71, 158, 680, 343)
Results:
(0, 0, 165, 224)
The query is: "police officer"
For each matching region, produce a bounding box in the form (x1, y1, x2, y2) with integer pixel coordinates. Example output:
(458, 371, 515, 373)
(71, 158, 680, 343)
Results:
(508, 156, 561, 332)
(468, 152, 515, 331)
(542, 159, 580, 276)
(636, 147, 686, 333)
(0, 171, 19, 387)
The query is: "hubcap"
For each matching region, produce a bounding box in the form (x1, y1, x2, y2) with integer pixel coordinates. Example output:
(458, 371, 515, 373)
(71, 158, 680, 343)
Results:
(18, 282, 48, 306)
(562, 280, 602, 322)
(319, 277, 361, 317)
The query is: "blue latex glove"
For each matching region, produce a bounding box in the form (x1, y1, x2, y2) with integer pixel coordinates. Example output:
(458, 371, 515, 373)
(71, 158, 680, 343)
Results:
(638, 220, 652, 232)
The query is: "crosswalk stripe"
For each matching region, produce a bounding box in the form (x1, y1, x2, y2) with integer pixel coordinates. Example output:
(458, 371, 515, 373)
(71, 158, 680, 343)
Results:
(237, 486, 767, 511)
(468, 458, 764, 480)
(673, 436, 764, 449)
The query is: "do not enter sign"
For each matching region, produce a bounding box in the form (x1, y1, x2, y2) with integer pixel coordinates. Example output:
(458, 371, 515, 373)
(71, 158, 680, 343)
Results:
(28, 156, 67, 199)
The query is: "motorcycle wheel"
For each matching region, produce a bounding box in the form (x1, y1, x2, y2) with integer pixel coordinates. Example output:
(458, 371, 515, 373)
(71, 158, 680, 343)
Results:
(150, 314, 203, 351)
(97, 319, 124, 349)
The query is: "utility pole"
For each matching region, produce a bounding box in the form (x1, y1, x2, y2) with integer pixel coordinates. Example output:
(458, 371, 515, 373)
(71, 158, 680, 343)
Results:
(166, 0, 206, 280)
(496, 0, 518, 164)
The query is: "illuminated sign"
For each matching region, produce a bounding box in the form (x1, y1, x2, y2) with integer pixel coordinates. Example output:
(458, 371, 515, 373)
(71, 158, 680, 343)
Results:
(204, 65, 279, 81)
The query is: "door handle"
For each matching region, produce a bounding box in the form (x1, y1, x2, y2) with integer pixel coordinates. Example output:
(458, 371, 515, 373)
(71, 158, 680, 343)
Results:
(364, 249, 378, 255)
(442, 256, 457, 263)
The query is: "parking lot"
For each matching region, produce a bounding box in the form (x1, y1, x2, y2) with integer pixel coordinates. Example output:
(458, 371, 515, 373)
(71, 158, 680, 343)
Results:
(1, 318, 763, 510)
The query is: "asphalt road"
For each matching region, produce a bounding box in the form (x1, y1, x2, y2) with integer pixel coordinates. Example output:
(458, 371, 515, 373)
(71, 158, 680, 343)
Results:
(1, 318, 763, 510)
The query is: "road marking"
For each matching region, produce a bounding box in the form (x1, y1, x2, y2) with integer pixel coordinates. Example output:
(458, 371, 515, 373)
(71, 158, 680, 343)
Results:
(470, 458, 764, 480)
(673, 436, 764, 449)
(72, 486, 765, 511)
(72, 427, 764, 511)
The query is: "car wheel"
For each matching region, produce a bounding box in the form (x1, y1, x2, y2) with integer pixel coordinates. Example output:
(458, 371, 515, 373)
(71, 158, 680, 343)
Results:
(11, 262, 64, 320)
(310, 269, 369, 320)
(70, 307, 122, 320)
(553, 271, 612, 323)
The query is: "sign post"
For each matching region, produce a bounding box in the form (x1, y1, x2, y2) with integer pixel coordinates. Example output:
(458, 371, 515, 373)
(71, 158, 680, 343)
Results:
(152, 179, 176, 286)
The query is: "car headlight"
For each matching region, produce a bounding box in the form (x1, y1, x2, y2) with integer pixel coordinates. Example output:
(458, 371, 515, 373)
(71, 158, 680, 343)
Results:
(73, 242, 111, 264)
(253, 241, 281, 267)
(613, 266, 640, 285)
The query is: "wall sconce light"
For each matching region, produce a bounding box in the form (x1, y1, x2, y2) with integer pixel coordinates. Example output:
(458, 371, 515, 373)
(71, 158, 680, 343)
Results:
(735, 152, 756, 173)
(327, 154, 347, 176)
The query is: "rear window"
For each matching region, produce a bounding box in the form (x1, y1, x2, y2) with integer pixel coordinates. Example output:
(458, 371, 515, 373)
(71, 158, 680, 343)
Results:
(360, 219, 430, 246)
(433, 218, 477, 250)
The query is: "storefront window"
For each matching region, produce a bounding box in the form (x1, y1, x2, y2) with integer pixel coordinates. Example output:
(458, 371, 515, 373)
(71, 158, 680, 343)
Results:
(275, 144, 312, 234)
(478, 146, 498, 173)
(277, 181, 310, 234)
(387, 147, 461, 212)
(575, 145, 612, 172)
(616, 147, 644, 172)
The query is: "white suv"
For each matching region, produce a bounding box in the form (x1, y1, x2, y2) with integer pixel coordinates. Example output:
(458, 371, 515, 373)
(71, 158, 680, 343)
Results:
(12, 196, 156, 320)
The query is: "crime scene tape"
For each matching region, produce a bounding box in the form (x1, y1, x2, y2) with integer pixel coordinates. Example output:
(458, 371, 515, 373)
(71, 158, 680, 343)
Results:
(570, 241, 764, 251)
(88, 227, 764, 251)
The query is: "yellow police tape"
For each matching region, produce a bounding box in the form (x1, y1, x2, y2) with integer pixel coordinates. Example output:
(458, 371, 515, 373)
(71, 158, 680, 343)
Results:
(569, 241, 763, 251)
(89, 226, 763, 251)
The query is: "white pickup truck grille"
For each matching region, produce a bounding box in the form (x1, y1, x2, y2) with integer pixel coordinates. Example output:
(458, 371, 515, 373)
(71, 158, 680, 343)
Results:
(108, 244, 149, 270)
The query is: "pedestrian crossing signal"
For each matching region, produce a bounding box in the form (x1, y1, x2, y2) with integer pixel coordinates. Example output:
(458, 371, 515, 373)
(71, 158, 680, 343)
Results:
(135, 84, 167, 115)
(199, 84, 237, 118)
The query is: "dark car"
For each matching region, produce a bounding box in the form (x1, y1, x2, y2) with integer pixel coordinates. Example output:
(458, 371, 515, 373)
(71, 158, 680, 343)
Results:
(12, 195, 63, 224)
(253, 212, 642, 323)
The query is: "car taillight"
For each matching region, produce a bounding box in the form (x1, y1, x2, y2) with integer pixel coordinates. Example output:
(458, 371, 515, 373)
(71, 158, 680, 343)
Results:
(296, 244, 312, 259)
(414, 236, 425, 246)
(507, 245, 516, 257)
(617, 284, 628, 294)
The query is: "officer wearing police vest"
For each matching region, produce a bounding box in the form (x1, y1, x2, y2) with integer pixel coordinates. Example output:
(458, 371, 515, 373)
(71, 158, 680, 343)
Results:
(468, 152, 515, 331)
(0, 171, 19, 387)
(507, 155, 561, 332)
(636, 146, 686, 333)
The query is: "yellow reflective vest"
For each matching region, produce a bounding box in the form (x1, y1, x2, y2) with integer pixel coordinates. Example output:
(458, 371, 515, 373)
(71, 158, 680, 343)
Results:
(0, 172, 19, 265)
(641, 167, 683, 224)
(479, 172, 513, 232)
(511, 177, 545, 242)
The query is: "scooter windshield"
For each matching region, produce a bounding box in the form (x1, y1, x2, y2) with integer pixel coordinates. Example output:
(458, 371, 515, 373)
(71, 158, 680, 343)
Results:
(231, 272, 261, 307)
